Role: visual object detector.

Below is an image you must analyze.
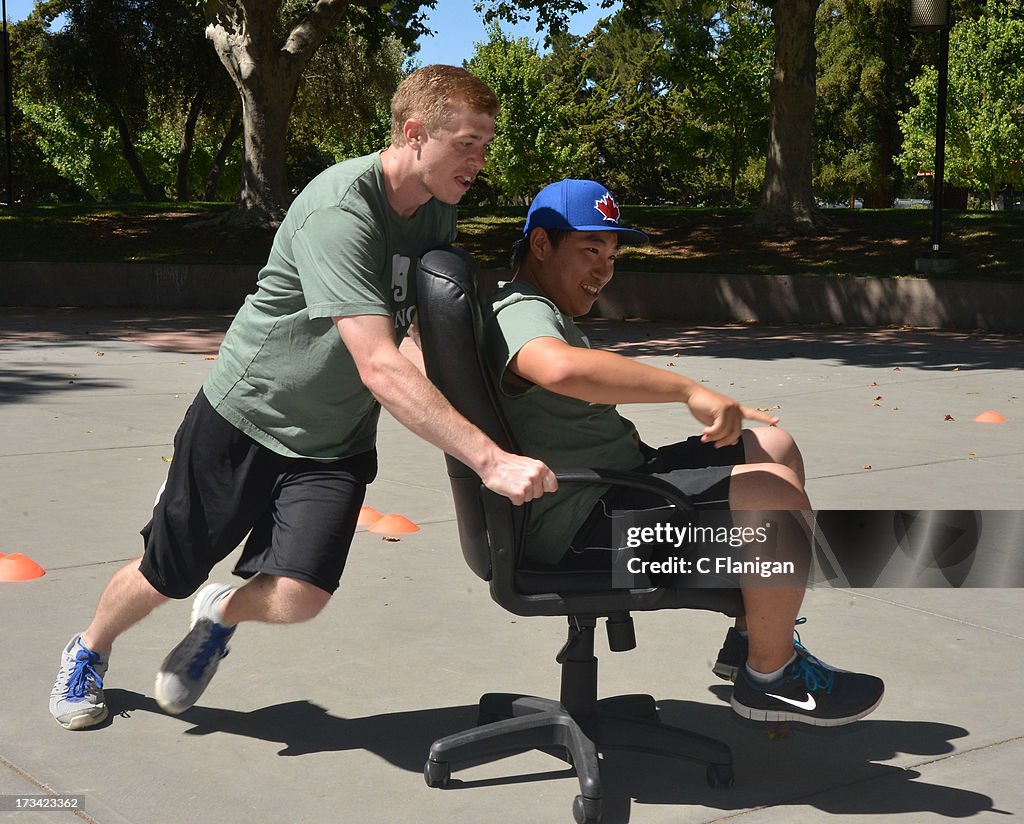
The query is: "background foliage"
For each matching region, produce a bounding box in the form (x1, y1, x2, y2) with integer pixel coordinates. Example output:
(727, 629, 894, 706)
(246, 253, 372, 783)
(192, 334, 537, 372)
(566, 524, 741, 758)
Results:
(2, 0, 1022, 210)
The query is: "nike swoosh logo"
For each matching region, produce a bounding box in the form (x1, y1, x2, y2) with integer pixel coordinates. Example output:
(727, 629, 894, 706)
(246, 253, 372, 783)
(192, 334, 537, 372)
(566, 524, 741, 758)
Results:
(765, 691, 816, 710)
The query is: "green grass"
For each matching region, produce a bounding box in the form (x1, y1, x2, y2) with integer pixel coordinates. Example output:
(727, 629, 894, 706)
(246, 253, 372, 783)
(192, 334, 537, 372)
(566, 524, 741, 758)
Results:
(1, 202, 1021, 281)
(0, 203, 268, 265)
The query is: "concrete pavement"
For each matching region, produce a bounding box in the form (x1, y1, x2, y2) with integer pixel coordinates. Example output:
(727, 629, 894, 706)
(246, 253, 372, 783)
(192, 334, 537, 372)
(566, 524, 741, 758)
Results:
(1, 308, 1022, 823)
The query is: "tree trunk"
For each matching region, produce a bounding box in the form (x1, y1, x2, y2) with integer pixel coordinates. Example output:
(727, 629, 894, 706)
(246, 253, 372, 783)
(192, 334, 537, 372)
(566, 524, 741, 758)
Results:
(109, 103, 161, 202)
(203, 107, 243, 201)
(232, 68, 296, 226)
(177, 89, 207, 202)
(204, 0, 352, 228)
(754, 0, 824, 234)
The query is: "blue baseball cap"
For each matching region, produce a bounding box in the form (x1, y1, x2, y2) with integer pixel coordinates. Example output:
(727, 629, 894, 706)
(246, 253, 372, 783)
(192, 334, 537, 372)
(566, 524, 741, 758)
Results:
(523, 179, 650, 245)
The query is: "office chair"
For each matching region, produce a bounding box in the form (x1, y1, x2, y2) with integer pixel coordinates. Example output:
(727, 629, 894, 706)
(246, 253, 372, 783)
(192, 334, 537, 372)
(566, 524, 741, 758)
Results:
(415, 248, 743, 824)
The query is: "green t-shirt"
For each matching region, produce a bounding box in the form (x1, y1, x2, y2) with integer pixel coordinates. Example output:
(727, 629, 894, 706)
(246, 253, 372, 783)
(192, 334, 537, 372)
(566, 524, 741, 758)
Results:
(204, 152, 457, 460)
(486, 281, 645, 565)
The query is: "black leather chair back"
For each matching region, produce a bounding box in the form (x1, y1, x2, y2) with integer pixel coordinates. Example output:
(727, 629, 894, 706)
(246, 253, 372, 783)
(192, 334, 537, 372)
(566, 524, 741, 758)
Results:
(415, 248, 520, 582)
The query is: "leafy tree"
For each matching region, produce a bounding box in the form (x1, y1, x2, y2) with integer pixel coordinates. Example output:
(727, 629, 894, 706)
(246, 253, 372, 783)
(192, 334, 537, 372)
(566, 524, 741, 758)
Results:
(46, 0, 164, 200)
(466, 24, 584, 203)
(898, 0, 1024, 208)
(198, 0, 599, 225)
(198, 0, 425, 225)
(814, 0, 928, 208)
(14, 0, 239, 201)
(660, 0, 772, 206)
(544, 11, 688, 203)
(287, 20, 405, 188)
(623, 0, 825, 231)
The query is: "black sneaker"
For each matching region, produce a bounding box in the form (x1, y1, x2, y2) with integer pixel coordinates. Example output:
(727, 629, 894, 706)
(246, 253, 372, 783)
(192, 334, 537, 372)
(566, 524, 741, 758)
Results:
(731, 653, 883, 726)
(713, 618, 844, 682)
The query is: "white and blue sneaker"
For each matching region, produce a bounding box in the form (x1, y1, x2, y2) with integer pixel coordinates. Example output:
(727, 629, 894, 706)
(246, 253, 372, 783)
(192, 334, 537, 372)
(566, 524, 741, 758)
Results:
(50, 634, 109, 730)
(154, 583, 237, 715)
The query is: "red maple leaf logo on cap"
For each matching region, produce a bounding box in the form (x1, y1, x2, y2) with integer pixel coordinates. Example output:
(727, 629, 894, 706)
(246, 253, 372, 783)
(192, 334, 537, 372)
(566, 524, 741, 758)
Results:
(594, 193, 620, 223)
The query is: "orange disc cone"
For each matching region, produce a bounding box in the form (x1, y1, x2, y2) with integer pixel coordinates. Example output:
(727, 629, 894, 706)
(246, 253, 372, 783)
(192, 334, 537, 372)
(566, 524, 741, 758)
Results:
(368, 514, 420, 534)
(357, 505, 383, 527)
(974, 411, 1007, 423)
(0, 553, 46, 582)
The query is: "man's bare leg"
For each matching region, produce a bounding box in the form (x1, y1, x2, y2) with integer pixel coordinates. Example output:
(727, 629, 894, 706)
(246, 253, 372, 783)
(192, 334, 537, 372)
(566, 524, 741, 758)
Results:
(81, 558, 169, 655)
(729, 463, 811, 674)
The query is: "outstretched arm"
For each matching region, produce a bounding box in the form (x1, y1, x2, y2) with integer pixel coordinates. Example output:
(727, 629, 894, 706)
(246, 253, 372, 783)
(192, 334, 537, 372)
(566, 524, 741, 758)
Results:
(510, 336, 778, 447)
(337, 314, 558, 504)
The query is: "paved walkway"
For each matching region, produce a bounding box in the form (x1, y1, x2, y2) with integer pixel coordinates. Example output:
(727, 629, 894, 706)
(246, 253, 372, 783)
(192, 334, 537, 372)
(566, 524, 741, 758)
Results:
(1, 309, 1022, 823)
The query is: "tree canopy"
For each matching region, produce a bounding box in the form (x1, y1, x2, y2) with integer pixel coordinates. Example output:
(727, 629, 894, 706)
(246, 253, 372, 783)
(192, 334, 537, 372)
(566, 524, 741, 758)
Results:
(898, 0, 1024, 207)
(3, 0, 1022, 222)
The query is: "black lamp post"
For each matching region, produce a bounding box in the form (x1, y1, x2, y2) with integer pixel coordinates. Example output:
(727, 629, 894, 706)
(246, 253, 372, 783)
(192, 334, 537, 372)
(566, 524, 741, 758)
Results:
(910, 0, 956, 274)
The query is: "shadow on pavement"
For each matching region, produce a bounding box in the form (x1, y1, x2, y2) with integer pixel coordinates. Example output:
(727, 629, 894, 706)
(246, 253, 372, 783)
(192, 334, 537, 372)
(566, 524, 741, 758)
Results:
(0, 370, 122, 405)
(105, 688, 1002, 823)
(583, 320, 1024, 373)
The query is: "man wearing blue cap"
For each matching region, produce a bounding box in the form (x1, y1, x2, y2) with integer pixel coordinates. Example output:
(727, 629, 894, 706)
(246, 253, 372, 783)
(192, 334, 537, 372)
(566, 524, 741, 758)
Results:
(486, 178, 884, 726)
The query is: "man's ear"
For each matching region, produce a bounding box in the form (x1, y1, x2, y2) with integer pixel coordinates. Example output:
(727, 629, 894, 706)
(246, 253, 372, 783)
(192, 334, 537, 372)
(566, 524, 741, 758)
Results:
(528, 228, 550, 260)
(403, 118, 427, 150)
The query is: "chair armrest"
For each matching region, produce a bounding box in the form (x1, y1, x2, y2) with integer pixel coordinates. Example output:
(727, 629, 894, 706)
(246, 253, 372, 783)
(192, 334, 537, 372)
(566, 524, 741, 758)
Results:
(553, 468, 696, 514)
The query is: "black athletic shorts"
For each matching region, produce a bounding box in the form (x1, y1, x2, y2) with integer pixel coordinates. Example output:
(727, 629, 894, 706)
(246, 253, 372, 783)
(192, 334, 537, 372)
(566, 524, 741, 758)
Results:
(562, 435, 745, 569)
(139, 390, 378, 598)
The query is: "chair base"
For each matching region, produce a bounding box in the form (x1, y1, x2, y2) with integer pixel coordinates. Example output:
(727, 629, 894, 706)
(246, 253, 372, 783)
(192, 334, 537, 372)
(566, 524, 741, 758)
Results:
(426, 691, 734, 823)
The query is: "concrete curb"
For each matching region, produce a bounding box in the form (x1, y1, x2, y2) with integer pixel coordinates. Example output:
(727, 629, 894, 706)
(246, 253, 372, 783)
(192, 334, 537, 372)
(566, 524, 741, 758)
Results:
(0, 261, 259, 310)
(590, 270, 1024, 333)
(1, 261, 1021, 333)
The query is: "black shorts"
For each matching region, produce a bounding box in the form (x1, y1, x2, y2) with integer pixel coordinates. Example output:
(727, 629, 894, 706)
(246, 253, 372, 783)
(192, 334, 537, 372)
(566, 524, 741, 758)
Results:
(563, 435, 745, 568)
(139, 390, 377, 598)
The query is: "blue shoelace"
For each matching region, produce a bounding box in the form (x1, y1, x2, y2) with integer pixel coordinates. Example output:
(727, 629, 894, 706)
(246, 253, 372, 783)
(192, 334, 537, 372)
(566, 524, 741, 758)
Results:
(187, 624, 234, 680)
(792, 616, 815, 658)
(787, 652, 835, 694)
(66, 648, 104, 702)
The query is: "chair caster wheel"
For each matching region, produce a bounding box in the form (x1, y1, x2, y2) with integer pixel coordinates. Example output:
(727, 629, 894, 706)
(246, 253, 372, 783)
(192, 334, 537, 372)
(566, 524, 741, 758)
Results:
(424, 759, 450, 788)
(572, 794, 601, 823)
(706, 763, 734, 788)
